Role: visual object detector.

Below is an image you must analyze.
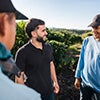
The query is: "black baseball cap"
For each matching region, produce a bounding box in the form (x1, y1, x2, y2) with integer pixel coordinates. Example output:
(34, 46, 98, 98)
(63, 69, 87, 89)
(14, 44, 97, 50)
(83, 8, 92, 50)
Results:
(88, 14, 100, 27)
(0, 0, 28, 19)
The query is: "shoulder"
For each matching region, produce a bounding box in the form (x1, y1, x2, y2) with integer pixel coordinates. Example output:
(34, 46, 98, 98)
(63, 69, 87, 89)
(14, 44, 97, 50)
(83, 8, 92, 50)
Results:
(82, 36, 93, 50)
(83, 36, 93, 45)
(16, 42, 31, 56)
(0, 70, 41, 99)
(43, 43, 53, 54)
(17, 42, 31, 52)
(44, 43, 53, 50)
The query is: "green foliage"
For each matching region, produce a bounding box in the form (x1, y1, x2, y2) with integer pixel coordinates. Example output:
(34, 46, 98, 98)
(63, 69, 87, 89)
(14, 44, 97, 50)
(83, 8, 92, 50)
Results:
(11, 21, 91, 72)
(47, 29, 83, 46)
(81, 31, 92, 40)
(64, 32, 82, 46)
(47, 28, 83, 71)
(11, 21, 29, 56)
(48, 40, 67, 72)
(47, 31, 64, 42)
(66, 43, 81, 69)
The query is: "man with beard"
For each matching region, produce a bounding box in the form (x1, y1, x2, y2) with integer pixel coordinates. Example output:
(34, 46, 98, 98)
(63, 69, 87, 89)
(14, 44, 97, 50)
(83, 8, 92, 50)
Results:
(15, 18, 59, 100)
(74, 14, 100, 100)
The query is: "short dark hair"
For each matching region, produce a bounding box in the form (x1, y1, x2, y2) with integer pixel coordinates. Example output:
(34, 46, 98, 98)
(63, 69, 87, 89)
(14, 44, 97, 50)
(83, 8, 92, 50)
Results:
(25, 18, 45, 38)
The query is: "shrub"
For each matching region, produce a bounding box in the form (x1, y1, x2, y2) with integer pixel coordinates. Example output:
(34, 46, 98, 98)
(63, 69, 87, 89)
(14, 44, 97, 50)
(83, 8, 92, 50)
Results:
(48, 40, 68, 73)
(12, 21, 28, 56)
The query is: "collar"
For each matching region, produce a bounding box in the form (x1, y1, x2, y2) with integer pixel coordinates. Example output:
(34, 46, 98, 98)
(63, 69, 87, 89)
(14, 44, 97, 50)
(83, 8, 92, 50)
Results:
(0, 43, 12, 60)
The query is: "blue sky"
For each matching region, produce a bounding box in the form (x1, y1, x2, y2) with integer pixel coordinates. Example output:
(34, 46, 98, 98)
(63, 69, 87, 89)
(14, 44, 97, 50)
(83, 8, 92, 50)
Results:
(12, 0, 100, 30)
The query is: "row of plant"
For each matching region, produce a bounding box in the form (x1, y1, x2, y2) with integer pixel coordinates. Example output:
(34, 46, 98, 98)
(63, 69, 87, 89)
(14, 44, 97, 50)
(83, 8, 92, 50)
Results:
(12, 21, 91, 73)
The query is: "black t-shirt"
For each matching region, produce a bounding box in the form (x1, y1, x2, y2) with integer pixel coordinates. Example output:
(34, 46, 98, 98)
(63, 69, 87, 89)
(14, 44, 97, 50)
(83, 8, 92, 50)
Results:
(15, 42, 54, 95)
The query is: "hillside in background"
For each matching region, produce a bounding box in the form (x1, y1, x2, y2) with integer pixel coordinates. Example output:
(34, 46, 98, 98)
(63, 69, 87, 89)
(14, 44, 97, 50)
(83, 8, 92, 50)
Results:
(49, 27, 91, 34)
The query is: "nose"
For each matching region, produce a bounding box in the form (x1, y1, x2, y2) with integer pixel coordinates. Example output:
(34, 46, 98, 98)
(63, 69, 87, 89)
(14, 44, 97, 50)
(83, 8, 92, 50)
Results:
(45, 31, 48, 35)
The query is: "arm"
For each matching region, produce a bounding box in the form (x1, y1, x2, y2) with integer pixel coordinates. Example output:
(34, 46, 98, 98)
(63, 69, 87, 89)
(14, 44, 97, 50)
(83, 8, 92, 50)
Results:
(74, 38, 88, 89)
(50, 61, 59, 94)
(74, 45, 84, 89)
(15, 48, 26, 84)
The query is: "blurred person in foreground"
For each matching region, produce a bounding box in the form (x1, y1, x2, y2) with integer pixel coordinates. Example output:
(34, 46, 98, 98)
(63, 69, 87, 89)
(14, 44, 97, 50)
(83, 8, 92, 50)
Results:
(0, 0, 41, 99)
(74, 14, 100, 100)
(15, 18, 59, 100)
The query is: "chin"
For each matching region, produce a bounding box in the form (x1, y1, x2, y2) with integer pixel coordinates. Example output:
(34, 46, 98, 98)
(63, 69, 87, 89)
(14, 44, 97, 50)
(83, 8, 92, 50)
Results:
(42, 40, 46, 43)
(93, 35, 98, 39)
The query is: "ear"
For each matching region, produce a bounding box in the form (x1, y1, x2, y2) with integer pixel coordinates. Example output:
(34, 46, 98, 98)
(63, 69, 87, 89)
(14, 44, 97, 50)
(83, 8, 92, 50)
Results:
(3, 14, 9, 34)
(31, 31, 37, 38)
(0, 14, 8, 36)
(0, 14, 9, 47)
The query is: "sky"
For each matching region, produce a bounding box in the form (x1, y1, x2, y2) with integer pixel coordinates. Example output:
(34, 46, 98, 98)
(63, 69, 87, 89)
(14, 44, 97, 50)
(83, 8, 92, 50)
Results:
(12, 0, 100, 30)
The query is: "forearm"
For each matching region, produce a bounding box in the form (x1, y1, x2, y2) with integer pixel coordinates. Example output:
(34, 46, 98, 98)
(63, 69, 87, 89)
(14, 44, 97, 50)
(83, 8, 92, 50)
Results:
(50, 61, 58, 83)
(50, 61, 60, 93)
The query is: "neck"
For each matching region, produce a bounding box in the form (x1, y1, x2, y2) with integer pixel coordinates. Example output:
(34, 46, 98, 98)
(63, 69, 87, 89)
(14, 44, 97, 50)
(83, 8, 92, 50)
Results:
(31, 39, 43, 49)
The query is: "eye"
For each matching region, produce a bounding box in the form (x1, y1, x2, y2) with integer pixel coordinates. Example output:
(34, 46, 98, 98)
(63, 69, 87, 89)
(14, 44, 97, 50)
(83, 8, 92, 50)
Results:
(92, 27, 97, 29)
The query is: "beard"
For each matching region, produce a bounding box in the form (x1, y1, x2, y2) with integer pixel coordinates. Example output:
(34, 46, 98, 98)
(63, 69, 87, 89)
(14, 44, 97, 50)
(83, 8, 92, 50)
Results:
(36, 36, 46, 43)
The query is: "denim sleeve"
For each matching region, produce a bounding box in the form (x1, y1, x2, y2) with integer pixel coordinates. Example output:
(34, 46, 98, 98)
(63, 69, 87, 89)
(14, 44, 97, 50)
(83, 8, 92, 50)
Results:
(75, 37, 89, 78)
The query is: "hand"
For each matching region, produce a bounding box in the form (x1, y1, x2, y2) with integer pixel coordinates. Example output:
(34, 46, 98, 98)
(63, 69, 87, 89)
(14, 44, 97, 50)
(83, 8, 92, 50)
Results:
(74, 78, 81, 89)
(15, 72, 25, 84)
(53, 82, 60, 94)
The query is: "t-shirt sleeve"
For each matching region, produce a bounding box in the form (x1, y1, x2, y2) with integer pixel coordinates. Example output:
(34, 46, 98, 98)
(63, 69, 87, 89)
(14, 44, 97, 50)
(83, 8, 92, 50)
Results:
(47, 44, 54, 61)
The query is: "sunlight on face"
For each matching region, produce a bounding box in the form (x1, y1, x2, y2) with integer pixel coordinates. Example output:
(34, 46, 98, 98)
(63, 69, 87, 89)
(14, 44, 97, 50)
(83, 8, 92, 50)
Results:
(7, 15, 16, 50)
(92, 26, 100, 41)
(36, 25, 48, 43)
